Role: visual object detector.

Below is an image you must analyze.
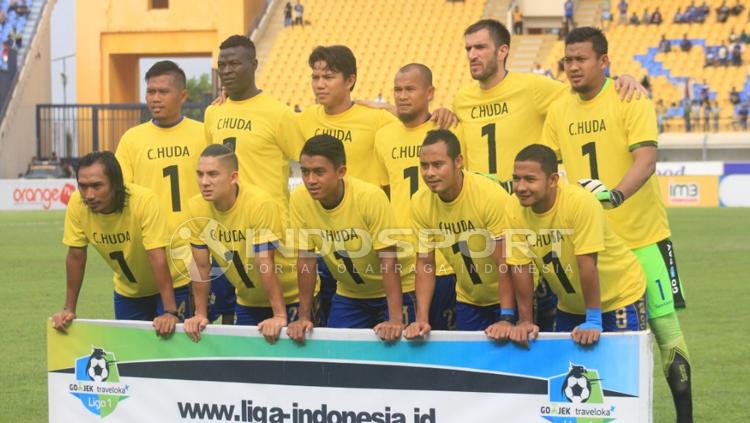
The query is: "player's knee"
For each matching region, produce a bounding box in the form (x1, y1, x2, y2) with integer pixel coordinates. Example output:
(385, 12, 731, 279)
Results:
(667, 351, 692, 396)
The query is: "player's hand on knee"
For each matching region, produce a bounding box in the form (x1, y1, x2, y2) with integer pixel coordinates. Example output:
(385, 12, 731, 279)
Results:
(258, 315, 287, 344)
(286, 318, 313, 344)
(403, 321, 431, 339)
(374, 319, 404, 342)
(430, 107, 459, 129)
(51, 310, 76, 333)
(510, 321, 539, 348)
(152, 313, 179, 338)
(571, 324, 601, 346)
(184, 314, 209, 342)
(485, 321, 513, 341)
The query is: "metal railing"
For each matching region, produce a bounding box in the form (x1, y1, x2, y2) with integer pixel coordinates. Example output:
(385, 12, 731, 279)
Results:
(36, 102, 208, 158)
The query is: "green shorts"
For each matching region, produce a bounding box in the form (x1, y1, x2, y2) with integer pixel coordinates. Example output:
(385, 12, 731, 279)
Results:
(632, 240, 682, 319)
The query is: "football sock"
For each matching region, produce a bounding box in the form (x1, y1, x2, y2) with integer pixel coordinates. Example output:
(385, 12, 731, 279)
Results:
(650, 313, 693, 422)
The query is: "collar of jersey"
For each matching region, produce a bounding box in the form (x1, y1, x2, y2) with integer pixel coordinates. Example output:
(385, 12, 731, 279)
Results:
(318, 102, 358, 121)
(150, 115, 184, 129)
(479, 70, 514, 95)
(439, 170, 468, 206)
(227, 90, 264, 105)
(317, 177, 349, 214)
(215, 185, 243, 215)
(530, 181, 564, 217)
(576, 78, 611, 105)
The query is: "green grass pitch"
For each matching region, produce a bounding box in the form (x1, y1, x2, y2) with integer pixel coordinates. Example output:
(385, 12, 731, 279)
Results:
(0, 208, 747, 422)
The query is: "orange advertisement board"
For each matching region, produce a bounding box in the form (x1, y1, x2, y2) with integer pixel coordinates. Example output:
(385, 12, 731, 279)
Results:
(658, 175, 719, 207)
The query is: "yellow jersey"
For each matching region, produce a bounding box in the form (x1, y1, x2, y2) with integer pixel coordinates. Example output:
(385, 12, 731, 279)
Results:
(374, 119, 459, 276)
(63, 183, 184, 297)
(186, 185, 299, 307)
(454, 72, 567, 182)
(542, 78, 670, 248)
(504, 182, 646, 314)
(115, 117, 206, 287)
(204, 92, 304, 206)
(410, 171, 511, 307)
(297, 104, 396, 186)
(289, 176, 416, 299)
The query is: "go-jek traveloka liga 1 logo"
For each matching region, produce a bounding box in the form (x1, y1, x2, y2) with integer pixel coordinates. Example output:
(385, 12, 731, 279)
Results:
(68, 347, 129, 417)
(541, 363, 616, 422)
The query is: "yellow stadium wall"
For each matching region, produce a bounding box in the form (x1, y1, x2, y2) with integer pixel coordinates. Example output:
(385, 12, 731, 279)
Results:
(76, 0, 264, 105)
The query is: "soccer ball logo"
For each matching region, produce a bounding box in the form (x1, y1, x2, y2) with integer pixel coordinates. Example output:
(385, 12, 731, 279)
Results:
(86, 348, 110, 382)
(562, 364, 592, 403)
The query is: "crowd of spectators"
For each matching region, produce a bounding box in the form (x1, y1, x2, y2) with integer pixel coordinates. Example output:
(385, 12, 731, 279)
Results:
(1, 0, 28, 70)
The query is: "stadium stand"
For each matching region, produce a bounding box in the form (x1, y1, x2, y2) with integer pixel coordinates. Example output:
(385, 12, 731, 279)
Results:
(535, 0, 750, 132)
(0, 0, 43, 118)
(255, 0, 486, 109)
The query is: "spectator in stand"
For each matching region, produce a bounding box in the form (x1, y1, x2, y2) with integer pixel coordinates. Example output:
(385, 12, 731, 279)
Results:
(651, 7, 663, 25)
(703, 101, 712, 131)
(294, 104, 301, 113)
(704, 46, 716, 67)
(9, 26, 22, 49)
(642, 8, 651, 24)
(740, 29, 750, 44)
(659, 35, 671, 53)
(717, 1, 730, 23)
(641, 74, 652, 97)
(683, 99, 692, 132)
(698, 1, 709, 18)
(712, 100, 721, 131)
(564, 0, 575, 29)
(718, 43, 729, 66)
(739, 103, 749, 130)
(731, 43, 743, 66)
(656, 99, 667, 133)
(730, 86, 741, 105)
(629, 12, 640, 25)
(699, 79, 710, 104)
(293, 0, 304, 27)
(691, 100, 702, 132)
(602, 7, 612, 30)
(729, 29, 738, 44)
(618, 0, 628, 24)
(544, 67, 554, 79)
(1, 41, 9, 70)
(8, 0, 18, 14)
(283, 2, 292, 27)
(0, 10, 6, 26)
(681, 34, 692, 52)
(730, 0, 744, 16)
(17, 0, 29, 17)
(512, 6, 524, 35)
(674, 7, 685, 24)
(532, 62, 545, 75)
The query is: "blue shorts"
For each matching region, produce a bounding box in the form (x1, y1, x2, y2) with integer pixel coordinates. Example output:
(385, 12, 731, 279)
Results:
(327, 292, 416, 329)
(315, 257, 337, 327)
(554, 297, 648, 332)
(535, 277, 557, 332)
(207, 259, 237, 322)
(113, 285, 192, 321)
(430, 275, 457, 330)
(235, 303, 301, 326)
(455, 302, 502, 331)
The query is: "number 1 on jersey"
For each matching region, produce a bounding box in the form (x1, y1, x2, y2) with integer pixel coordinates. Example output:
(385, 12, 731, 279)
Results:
(481, 123, 497, 174)
(581, 142, 599, 179)
(403, 166, 419, 197)
(109, 251, 137, 283)
(162, 165, 181, 212)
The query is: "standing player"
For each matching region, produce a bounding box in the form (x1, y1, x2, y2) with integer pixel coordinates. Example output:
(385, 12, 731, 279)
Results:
(505, 144, 647, 346)
(374, 63, 458, 330)
(404, 130, 514, 339)
(203, 35, 304, 324)
(454, 19, 644, 330)
(115, 60, 206, 320)
(286, 135, 414, 342)
(542, 27, 692, 421)
(182, 145, 299, 343)
(51, 152, 181, 337)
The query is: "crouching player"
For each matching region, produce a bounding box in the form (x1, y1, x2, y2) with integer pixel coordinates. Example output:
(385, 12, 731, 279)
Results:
(183, 145, 299, 343)
(287, 135, 415, 342)
(51, 151, 186, 337)
(505, 145, 647, 346)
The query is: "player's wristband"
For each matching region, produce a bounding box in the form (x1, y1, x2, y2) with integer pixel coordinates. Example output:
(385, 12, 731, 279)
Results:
(164, 310, 179, 318)
(583, 307, 603, 330)
(610, 189, 625, 208)
(499, 308, 516, 323)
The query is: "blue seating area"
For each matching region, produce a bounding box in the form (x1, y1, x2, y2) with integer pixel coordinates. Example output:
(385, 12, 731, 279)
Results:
(1, 0, 28, 71)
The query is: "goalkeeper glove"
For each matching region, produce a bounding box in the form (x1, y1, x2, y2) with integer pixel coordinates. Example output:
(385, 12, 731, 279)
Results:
(577, 178, 624, 209)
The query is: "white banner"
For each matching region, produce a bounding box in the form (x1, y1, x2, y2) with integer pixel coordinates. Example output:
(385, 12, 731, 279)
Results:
(719, 175, 750, 207)
(655, 161, 724, 176)
(48, 320, 653, 423)
(0, 178, 76, 210)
